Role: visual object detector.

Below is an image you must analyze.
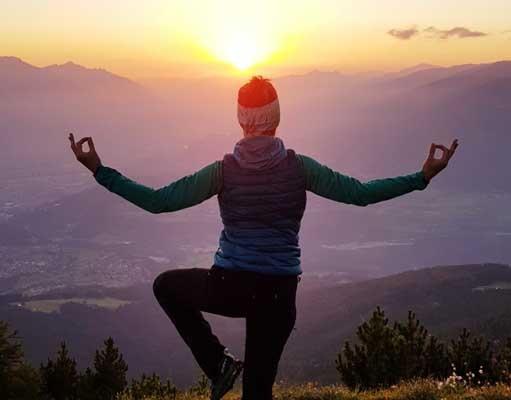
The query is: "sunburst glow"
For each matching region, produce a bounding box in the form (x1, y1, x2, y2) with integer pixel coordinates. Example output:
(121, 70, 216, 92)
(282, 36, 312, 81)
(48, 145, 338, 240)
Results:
(172, 1, 296, 72)
(208, 32, 276, 70)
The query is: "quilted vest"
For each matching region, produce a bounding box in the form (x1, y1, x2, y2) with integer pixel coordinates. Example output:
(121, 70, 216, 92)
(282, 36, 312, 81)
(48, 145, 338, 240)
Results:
(214, 149, 306, 275)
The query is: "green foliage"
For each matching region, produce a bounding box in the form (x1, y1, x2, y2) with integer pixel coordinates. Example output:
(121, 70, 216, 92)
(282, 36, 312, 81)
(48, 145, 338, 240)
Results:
(91, 337, 129, 400)
(0, 320, 41, 400)
(0, 320, 24, 385)
(76, 367, 96, 400)
(40, 342, 79, 400)
(0, 323, 130, 400)
(2, 314, 511, 399)
(495, 338, 511, 384)
(188, 372, 210, 396)
(423, 334, 449, 379)
(121, 373, 177, 400)
(336, 307, 400, 389)
(336, 308, 511, 390)
(336, 308, 450, 389)
(448, 328, 496, 384)
(5, 362, 41, 400)
(394, 311, 450, 380)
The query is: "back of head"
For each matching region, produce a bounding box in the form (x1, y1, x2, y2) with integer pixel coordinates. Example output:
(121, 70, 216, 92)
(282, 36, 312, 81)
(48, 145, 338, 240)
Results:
(237, 76, 280, 136)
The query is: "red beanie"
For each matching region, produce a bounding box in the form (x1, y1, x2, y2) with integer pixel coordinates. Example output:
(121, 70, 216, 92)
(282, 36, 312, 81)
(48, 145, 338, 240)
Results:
(237, 76, 280, 134)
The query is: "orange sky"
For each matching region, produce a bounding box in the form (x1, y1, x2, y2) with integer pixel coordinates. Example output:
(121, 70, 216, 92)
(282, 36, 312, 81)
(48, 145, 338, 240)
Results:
(1, 0, 511, 79)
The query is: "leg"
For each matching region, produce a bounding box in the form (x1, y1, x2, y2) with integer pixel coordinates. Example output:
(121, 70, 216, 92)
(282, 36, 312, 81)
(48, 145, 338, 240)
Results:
(242, 297, 297, 400)
(153, 268, 226, 379)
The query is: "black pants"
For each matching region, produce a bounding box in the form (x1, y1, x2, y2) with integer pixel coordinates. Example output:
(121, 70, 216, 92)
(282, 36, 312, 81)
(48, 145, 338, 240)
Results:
(153, 265, 299, 400)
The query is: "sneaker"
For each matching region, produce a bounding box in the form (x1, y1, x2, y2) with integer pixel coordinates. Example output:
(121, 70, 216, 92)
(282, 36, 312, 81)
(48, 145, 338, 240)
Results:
(210, 349, 243, 400)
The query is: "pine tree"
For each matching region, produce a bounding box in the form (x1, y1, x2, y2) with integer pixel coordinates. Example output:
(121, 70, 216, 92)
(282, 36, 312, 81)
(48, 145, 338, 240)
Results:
(0, 320, 26, 398)
(40, 342, 79, 400)
(0, 320, 23, 379)
(336, 307, 400, 389)
(394, 311, 428, 380)
(336, 308, 453, 388)
(448, 328, 495, 384)
(77, 367, 96, 400)
(92, 337, 128, 400)
(8, 362, 41, 400)
(423, 334, 449, 378)
(496, 337, 511, 384)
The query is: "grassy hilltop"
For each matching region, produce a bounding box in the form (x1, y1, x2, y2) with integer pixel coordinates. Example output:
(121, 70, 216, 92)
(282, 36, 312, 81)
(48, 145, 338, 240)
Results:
(118, 380, 511, 400)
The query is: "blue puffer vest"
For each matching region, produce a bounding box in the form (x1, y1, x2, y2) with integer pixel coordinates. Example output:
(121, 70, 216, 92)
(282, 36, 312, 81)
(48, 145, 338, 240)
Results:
(214, 136, 306, 275)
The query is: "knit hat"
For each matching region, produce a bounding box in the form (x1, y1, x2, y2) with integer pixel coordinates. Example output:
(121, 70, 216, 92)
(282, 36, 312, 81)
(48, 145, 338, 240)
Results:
(237, 76, 280, 134)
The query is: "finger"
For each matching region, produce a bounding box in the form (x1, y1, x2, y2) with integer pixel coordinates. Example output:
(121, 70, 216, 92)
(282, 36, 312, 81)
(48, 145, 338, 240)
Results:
(428, 143, 436, 160)
(446, 139, 459, 160)
(87, 137, 96, 152)
(75, 138, 88, 155)
(76, 137, 88, 147)
(68, 133, 77, 153)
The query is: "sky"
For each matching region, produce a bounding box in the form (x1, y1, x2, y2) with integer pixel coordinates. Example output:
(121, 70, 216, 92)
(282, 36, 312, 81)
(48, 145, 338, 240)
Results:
(2, 0, 511, 79)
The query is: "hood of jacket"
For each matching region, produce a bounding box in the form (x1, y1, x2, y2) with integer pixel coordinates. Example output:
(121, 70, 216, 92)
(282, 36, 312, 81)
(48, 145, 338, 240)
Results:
(232, 135, 287, 171)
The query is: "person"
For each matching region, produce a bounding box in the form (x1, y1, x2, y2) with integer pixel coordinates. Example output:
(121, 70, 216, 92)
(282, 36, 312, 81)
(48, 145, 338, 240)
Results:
(68, 76, 458, 400)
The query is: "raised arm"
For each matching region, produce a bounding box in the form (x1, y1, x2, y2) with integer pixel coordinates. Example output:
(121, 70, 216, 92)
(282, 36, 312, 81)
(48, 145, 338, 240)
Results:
(68, 134, 222, 213)
(298, 140, 458, 206)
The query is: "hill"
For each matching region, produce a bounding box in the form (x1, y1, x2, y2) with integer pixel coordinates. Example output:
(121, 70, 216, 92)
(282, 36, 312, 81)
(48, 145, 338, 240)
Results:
(1, 263, 510, 387)
(286, 263, 511, 382)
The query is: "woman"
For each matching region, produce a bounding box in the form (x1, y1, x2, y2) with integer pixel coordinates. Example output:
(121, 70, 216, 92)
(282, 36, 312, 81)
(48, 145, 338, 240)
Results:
(69, 76, 458, 400)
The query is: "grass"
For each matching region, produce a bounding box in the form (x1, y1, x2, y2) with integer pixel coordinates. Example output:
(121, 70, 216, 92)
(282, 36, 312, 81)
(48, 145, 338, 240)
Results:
(119, 380, 511, 400)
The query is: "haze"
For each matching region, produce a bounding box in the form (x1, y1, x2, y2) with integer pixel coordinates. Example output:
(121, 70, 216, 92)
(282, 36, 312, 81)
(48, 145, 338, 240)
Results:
(2, 0, 511, 78)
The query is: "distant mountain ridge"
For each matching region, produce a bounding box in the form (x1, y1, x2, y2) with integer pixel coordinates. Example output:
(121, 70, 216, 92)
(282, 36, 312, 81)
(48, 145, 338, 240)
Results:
(0, 56, 141, 94)
(2, 55, 510, 92)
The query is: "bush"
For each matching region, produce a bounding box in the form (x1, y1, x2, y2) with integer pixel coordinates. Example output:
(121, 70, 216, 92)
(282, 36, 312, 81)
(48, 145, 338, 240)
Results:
(336, 308, 511, 390)
(121, 373, 177, 400)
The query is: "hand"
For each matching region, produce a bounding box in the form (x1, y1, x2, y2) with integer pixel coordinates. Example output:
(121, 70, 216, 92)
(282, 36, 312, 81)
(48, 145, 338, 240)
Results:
(68, 133, 102, 174)
(422, 139, 459, 183)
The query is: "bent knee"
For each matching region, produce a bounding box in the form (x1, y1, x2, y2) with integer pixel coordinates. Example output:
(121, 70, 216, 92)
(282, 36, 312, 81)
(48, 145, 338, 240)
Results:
(153, 270, 175, 300)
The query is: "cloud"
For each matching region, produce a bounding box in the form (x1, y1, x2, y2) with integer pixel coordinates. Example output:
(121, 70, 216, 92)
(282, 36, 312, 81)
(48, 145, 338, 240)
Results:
(424, 26, 487, 39)
(388, 25, 488, 41)
(387, 27, 419, 40)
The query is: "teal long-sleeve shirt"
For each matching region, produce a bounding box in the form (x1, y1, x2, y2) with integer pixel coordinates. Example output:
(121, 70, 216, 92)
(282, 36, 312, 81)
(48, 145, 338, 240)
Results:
(93, 155, 428, 213)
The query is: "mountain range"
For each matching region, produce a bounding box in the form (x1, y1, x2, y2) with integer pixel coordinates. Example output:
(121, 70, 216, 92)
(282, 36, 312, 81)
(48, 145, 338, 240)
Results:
(2, 56, 511, 296)
(2, 56, 511, 189)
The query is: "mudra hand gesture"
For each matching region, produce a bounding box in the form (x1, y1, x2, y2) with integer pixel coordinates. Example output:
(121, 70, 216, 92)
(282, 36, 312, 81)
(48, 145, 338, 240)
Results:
(68, 133, 102, 174)
(422, 139, 459, 182)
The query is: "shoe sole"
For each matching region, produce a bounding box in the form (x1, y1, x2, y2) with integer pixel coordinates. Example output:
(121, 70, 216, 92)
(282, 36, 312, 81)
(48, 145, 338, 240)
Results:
(210, 360, 244, 400)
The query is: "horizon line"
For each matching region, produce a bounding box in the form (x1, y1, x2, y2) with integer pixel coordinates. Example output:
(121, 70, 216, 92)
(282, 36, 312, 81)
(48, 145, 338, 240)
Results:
(2, 55, 511, 83)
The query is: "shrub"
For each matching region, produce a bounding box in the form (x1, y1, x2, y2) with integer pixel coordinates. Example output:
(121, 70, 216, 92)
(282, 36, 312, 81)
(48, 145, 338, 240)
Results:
(336, 308, 511, 390)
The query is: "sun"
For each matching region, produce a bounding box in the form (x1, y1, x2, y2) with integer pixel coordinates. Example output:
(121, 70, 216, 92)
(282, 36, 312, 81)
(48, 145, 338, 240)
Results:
(221, 36, 260, 70)
(169, 1, 306, 74)
(203, 30, 277, 71)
